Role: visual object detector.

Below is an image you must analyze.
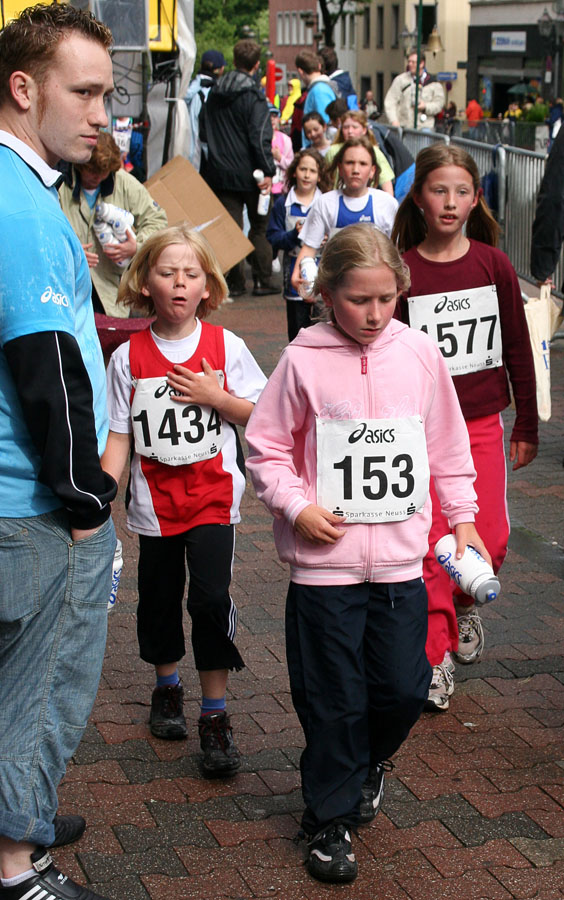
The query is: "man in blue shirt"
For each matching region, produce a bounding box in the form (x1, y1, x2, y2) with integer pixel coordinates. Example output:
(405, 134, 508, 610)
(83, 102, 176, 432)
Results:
(0, 5, 117, 900)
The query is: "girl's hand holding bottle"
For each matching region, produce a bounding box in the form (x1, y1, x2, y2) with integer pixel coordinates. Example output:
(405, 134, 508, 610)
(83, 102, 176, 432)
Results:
(452, 522, 491, 565)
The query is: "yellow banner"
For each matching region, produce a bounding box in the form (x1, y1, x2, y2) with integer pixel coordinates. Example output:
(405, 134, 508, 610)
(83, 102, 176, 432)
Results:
(148, 0, 177, 51)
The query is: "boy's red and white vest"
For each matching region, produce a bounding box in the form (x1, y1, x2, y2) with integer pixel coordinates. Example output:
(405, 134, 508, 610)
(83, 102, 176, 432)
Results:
(127, 324, 245, 537)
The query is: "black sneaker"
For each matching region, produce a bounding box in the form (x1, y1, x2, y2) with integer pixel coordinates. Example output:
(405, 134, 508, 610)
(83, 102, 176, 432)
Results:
(1, 850, 109, 899)
(149, 682, 187, 740)
(358, 760, 394, 824)
(305, 822, 358, 883)
(252, 280, 280, 296)
(198, 710, 240, 777)
(49, 813, 86, 848)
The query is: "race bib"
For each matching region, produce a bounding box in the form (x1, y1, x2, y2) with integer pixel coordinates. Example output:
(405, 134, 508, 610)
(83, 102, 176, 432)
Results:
(316, 416, 429, 523)
(408, 285, 502, 376)
(131, 372, 225, 466)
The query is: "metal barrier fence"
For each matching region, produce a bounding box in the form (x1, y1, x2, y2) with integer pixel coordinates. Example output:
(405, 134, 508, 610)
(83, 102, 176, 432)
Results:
(390, 127, 562, 297)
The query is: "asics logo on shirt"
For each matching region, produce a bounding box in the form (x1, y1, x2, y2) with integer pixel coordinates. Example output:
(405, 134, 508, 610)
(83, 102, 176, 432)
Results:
(434, 296, 471, 314)
(348, 423, 396, 444)
(41, 286, 69, 307)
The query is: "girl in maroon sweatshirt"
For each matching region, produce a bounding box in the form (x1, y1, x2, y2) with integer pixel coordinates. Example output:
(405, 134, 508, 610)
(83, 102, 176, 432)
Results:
(393, 144, 538, 711)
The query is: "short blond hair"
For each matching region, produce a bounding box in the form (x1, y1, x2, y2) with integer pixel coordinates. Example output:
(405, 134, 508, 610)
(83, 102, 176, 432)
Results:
(316, 224, 410, 316)
(118, 224, 227, 317)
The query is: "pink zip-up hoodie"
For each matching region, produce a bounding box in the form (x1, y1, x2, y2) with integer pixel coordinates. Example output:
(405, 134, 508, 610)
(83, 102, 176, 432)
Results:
(245, 319, 478, 585)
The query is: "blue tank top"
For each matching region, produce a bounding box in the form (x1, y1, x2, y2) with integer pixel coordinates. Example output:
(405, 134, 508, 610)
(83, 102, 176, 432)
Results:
(335, 193, 375, 228)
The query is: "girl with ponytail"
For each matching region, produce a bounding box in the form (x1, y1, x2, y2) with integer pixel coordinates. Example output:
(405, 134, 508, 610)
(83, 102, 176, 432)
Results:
(394, 143, 538, 713)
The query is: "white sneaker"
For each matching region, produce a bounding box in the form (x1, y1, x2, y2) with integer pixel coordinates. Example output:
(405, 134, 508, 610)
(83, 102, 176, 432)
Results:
(425, 652, 455, 711)
(453, 610, 484, 665)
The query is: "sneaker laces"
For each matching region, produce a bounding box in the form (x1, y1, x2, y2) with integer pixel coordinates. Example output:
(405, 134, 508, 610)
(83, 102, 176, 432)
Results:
(430, 662, 454, 692)
(458, 612, 481, 641)
(199, 713, 232, 751)
(159, 685, 182, 718)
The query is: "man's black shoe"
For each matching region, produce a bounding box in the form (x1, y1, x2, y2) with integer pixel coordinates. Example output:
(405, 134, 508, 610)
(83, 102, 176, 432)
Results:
(149, 681, 187, 740)
(0, 850, 110, 899)
(305, 822, 358, 883)
(252, 280, 280, 296)
(49, 814, 86, 848)
(228, 287, 246, 297)
(198, 710, 240, 777)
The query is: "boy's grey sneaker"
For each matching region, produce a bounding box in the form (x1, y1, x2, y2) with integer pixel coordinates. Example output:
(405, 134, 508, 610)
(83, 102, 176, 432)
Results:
(149, 682, 187, 739)
(198, 710, 240, 777)
(425, 655, 455, 712)
(0, 850, 110, 899)
(306, 822, 358, 883)
(358, 760, 393, 824)
(453, 610, 485, 665)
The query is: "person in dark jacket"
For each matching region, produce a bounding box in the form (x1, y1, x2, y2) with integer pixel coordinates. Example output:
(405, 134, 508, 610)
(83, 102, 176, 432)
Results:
(531, 123, 564, 289)
(319, 46, 358, 109)
(201, 39, 277, 296)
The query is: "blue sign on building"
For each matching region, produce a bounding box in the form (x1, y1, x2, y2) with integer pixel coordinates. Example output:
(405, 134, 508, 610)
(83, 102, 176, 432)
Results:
(437, 72, 458, 82)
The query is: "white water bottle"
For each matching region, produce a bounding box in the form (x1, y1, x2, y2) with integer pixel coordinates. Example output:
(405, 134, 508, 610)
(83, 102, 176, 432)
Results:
(108, 539, 123, 612)
(434, 534, 500, 606)
(92, 217, 114, 247)
(95, 201, 134, 240)
(298, 257, 318, 300)
(253, 169, 271, 216)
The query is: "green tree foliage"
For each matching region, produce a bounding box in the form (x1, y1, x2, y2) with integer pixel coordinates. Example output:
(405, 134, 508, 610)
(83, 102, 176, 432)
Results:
(193, 0, 269, 74)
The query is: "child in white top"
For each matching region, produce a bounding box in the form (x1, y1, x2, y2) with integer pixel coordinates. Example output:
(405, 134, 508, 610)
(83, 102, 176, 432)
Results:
(101, 225, 266, 777)
(292, 136, 398, 294)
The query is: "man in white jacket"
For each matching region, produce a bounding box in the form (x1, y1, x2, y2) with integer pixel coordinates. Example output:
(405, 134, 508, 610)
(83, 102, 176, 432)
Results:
(384, 51, 445, 130)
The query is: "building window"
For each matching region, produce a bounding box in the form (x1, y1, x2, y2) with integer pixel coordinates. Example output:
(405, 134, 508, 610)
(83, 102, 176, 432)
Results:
(420, 4, 436, 44)
(349, 12, 355, 48)
(391, 4, 399, 48)
(363, 6, 370, 49)
(299, 17, 306, 43)
(291, 11, 298, 44)
(376, 6, 384, 48)
(341, 14, 347, 49)
(284, 12, 291, 45)
(276, 12, 284, 46)
(376, 71, 384, 109)
(360, 75, 371, 98)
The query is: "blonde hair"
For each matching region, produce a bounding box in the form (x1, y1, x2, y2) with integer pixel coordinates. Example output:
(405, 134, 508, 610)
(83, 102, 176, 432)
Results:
(392, 144, 501, 252)
(316, 224, 410, 322)
(117, 224, 227, 317)
(333, 109, 376, 146)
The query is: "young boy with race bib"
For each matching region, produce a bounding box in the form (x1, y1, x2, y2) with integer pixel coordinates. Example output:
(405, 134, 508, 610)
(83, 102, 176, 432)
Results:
(245, 223, 489, 884)
(101, 225, 266, 775)
(393, 145, 538, 711)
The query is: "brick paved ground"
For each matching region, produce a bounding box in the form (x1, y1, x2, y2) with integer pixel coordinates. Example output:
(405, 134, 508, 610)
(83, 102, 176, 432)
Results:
(54, 288, 564, 899)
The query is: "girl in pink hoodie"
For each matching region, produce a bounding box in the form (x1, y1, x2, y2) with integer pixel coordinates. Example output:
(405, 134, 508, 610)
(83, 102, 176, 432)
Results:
(245, 224, 489, 885)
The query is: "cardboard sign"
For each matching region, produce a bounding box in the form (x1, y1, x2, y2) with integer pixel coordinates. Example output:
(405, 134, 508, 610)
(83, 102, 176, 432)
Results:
(145, 156, 253, 273)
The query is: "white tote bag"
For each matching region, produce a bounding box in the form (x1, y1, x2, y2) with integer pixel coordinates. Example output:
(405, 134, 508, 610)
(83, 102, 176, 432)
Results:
(523, 285, 563, 422)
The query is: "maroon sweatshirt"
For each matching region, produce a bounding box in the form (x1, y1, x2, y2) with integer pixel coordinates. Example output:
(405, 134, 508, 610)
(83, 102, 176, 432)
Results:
(399, 240, 538, 445)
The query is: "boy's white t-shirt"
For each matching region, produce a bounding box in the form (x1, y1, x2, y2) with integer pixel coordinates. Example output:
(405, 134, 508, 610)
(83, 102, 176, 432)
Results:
(300, 188, 398, 249)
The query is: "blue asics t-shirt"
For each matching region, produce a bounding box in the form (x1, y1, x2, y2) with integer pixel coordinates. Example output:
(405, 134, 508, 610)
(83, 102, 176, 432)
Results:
(0, 138, 109, 516)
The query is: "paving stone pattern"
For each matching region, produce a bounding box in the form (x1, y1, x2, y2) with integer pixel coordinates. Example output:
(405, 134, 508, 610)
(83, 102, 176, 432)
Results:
(54, 289, 564, 898)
